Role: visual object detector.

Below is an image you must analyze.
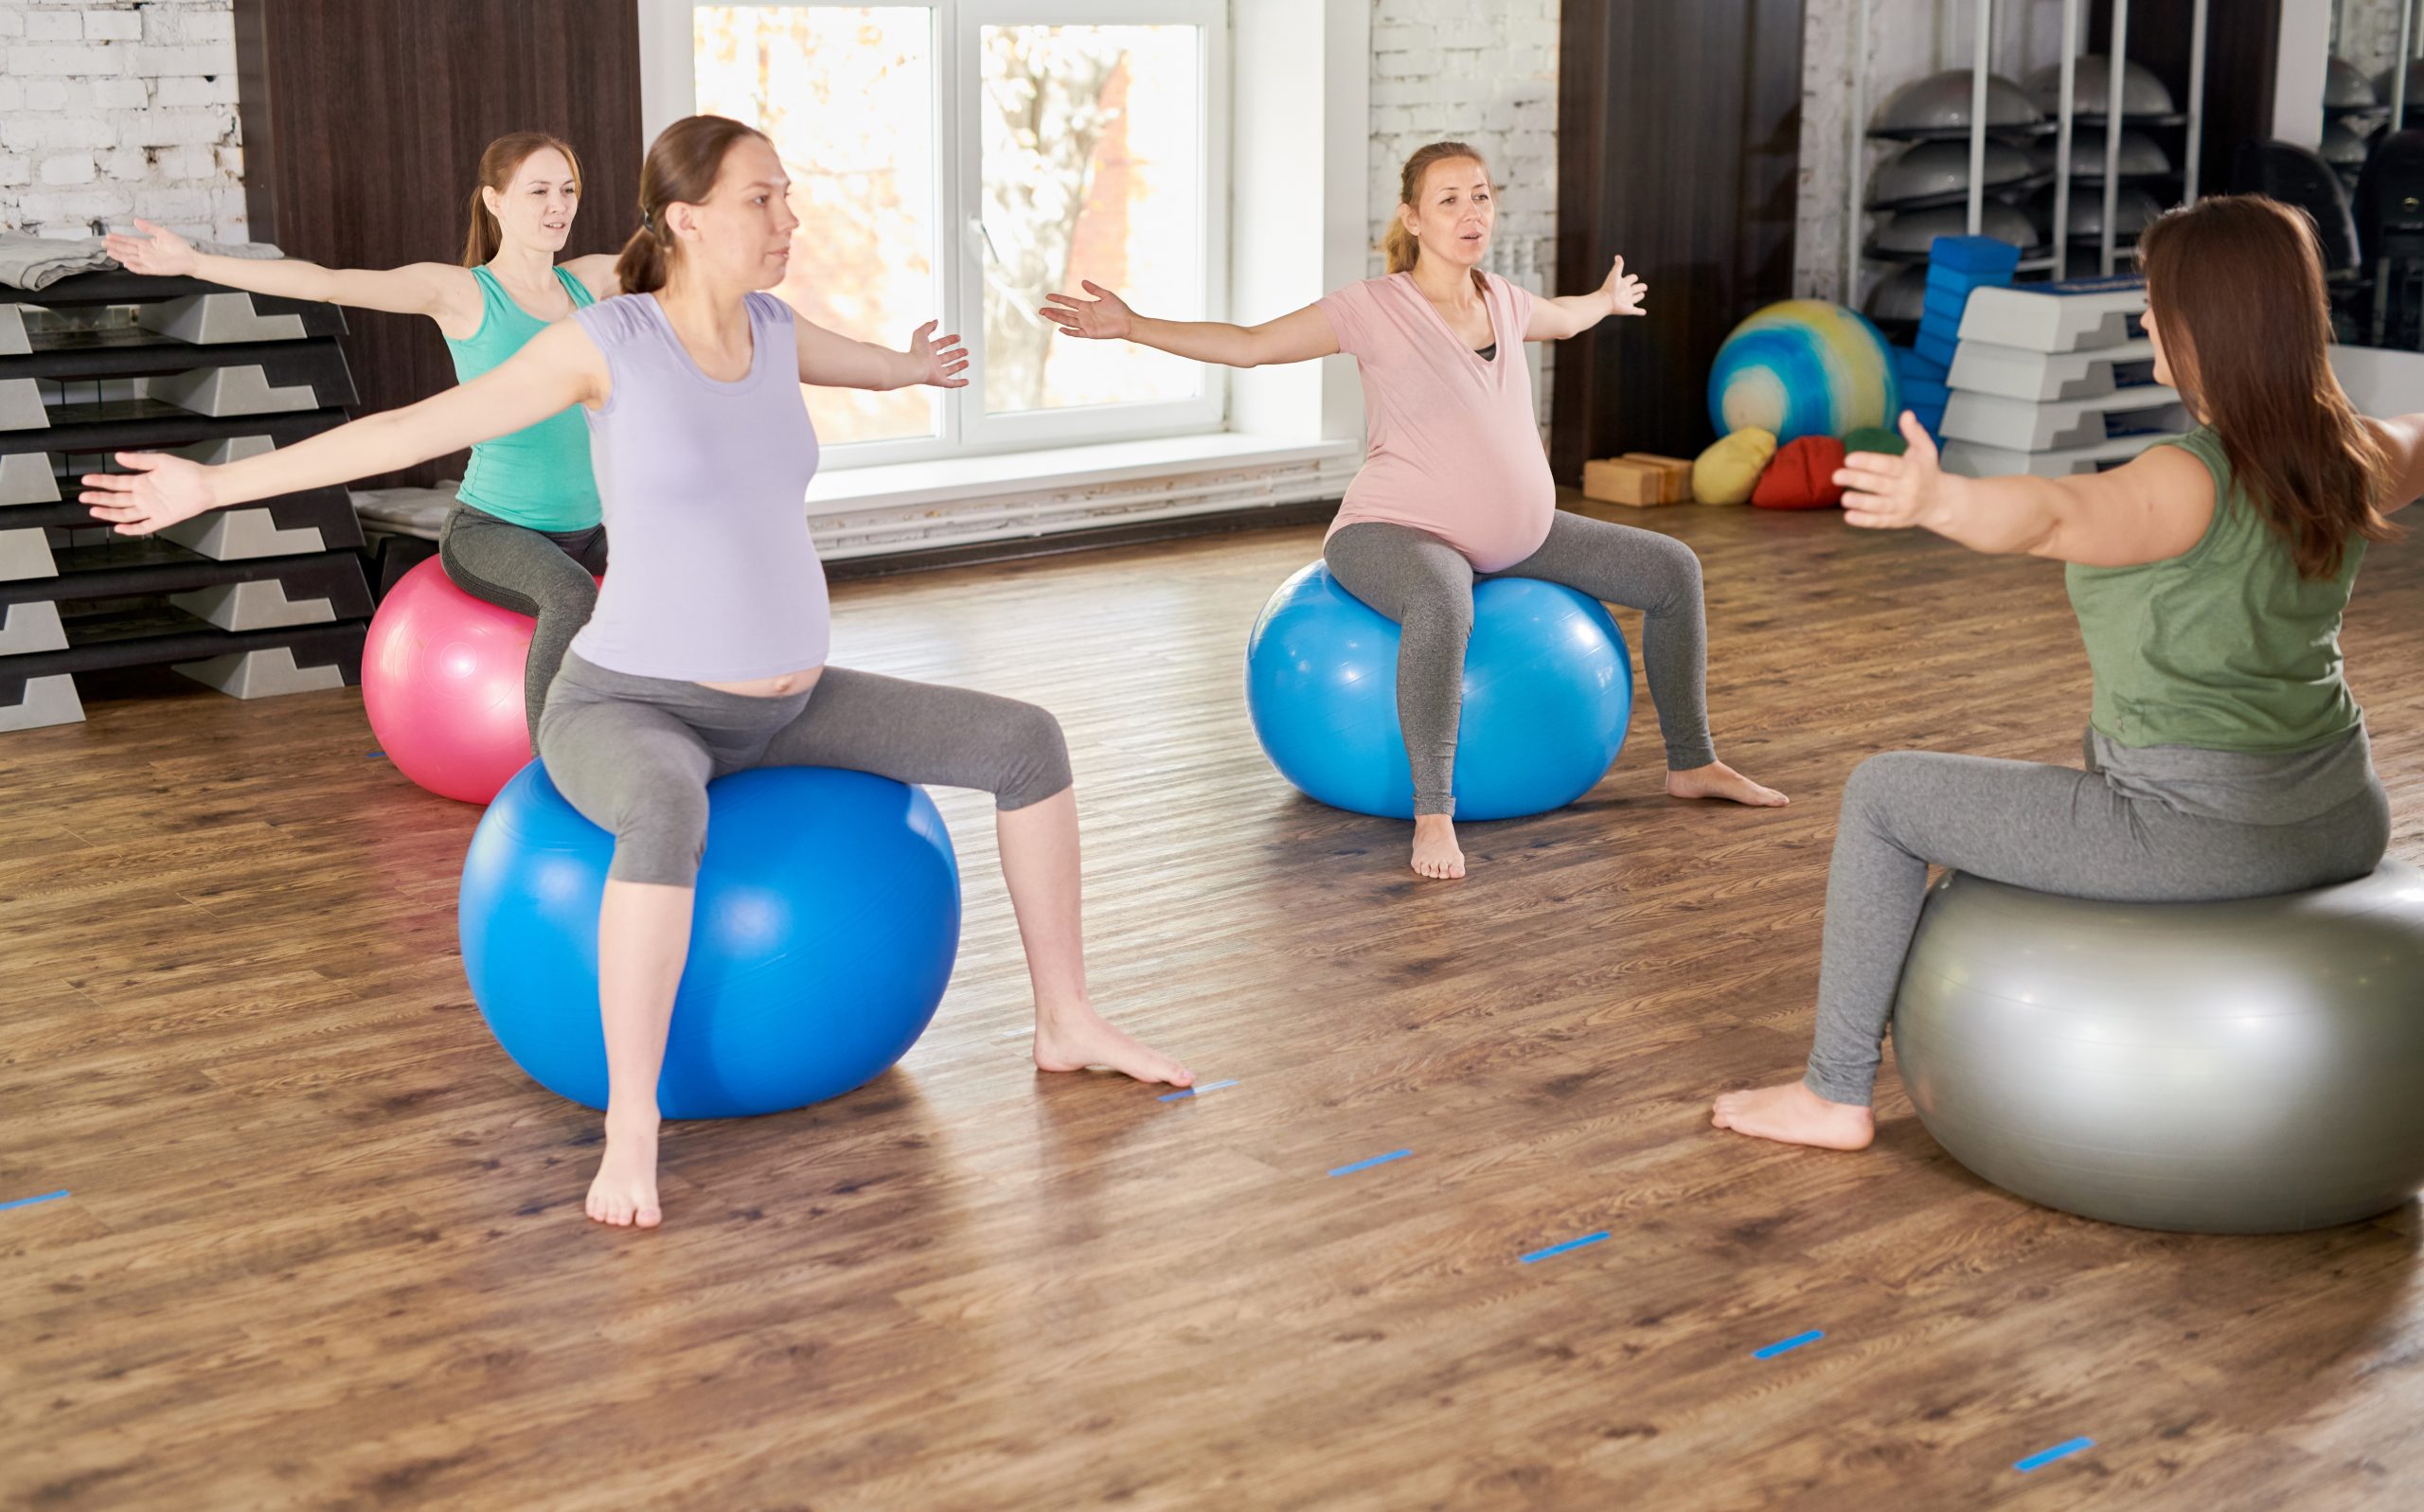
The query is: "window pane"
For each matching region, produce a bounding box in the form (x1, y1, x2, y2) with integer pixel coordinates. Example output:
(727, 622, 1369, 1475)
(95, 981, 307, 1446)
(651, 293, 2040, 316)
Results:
(695, 7, 940, 447)
(979, 25, 1203, 416)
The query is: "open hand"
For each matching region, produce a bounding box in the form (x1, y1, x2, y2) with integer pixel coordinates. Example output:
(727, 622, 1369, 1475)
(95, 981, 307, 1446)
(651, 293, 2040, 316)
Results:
(104, 218, 199, 278)
(909, 320, 969, 388)
(1836, 413, 1948, 530)
(1602, 256, 1648, 317)
(1040, 280, 1134, 341)
(80, 452, 216, 535)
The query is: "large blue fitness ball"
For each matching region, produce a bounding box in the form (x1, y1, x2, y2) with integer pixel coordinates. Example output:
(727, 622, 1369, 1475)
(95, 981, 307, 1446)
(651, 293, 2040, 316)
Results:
(458, 762, 961, 1120)
(1243, 562, 1632, 822)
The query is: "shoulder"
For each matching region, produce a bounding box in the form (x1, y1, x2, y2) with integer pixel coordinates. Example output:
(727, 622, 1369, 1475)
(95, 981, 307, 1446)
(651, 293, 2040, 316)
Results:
(744, 290, 796, 330)
(561, 253, 619, 300)
(573, 291, 662, 347)
(1481, 270, 1532, 309)
(1323, 275, 1398, 311)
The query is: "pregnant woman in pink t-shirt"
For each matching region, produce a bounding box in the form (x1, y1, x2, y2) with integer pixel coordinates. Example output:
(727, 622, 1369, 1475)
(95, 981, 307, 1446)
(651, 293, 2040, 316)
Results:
(1045, 141, 1785, 879)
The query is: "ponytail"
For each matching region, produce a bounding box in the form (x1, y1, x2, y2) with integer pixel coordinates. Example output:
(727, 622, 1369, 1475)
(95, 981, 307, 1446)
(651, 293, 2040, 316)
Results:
(615, 220, 668, 295)
(461, 131, 583, 267)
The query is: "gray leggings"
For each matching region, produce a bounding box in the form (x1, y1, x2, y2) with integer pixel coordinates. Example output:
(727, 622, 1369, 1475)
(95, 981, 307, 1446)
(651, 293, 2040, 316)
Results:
(1805, 744, 2391, 1106)
(439, 504, 611, 747)
(1324, 513, 1718, 816)
(537, 651, 1075, 886)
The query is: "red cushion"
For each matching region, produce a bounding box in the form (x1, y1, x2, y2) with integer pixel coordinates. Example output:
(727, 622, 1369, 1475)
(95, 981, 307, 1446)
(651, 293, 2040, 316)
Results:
(1750, 436, 1848, 510)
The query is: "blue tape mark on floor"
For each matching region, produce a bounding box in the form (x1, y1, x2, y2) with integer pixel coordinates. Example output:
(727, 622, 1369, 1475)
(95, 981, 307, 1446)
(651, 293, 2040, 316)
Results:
(1158, 1079, 1239, 1102)
(1753, 1329, 1825, 1360)
(366, 751, 384, 759)
(1328, 1148, 1413, 1178)
(0, 1189, 69, 1213)
(2015, 1437, 2094, 1473)
(1520, 1230, 1609, 1264)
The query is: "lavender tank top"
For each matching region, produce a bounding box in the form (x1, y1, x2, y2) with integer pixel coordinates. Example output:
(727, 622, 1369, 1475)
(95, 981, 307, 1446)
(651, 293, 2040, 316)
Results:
(565, 291, 829, 682)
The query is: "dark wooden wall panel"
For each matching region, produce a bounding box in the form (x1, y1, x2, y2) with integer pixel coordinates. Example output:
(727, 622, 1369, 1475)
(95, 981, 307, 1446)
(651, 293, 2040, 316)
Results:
(2090, 0, 2283, 205)
(1552, 0, 1806, 481)
(234, 1, 644, 488)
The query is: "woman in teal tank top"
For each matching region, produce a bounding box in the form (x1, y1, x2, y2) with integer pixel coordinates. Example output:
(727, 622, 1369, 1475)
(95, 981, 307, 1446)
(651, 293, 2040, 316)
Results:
(107, 132, 619, 744)
(1712, 195, 2424, 1153)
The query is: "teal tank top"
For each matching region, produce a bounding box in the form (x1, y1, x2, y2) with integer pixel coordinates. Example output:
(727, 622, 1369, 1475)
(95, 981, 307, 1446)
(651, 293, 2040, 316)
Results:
(442, 265, 602, 531)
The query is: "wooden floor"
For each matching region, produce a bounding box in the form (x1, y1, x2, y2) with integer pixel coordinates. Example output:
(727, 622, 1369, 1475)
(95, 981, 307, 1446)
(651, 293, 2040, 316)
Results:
(6, 496, 2424, 1512)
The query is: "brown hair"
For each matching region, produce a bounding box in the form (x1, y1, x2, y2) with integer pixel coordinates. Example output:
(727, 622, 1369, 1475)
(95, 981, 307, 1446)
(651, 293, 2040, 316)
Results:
(614, 115, 772, 295)
(1384, 140, 1490, 294)
(2137, 195, 2394, 578)
(461, 132, 582, 267)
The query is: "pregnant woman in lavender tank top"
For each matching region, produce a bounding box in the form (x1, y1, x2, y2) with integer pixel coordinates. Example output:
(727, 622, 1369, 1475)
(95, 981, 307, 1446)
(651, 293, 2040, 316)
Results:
(82, 116, 1195, 1231)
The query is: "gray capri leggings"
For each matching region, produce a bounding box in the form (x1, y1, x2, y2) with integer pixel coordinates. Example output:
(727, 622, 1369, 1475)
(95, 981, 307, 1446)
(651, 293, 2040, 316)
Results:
(1324, 511, 1720, 815)
(537, 651, 1075, 886)
(1804, 738, 2391, 1106)
(439, 504, 611, 747)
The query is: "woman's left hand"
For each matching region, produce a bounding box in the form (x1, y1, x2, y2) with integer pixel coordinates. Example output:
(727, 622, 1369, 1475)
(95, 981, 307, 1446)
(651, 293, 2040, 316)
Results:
(81, 451, 217, 534)
(1602, 256, 1647, 317)
(1836, 412, 1952, 530)
(909, 321, 970, 389)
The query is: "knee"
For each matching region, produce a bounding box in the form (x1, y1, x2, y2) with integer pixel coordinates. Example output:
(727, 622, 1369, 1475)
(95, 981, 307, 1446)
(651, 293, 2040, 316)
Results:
(1405, 583, 1474, 646)
(536, 570, 599, 624)
(606, 785, 711, 886)
(1842, 751, 1922, 823)
(994, 699, 1073, 810)
(1648, 535, 1703, 609)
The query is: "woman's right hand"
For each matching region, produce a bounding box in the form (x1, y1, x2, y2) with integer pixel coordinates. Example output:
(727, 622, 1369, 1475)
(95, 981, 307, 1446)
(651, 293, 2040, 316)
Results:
(104, 219, 200, 278)
(80, 452, 218, 535)
(1040, 280, 1134, 341)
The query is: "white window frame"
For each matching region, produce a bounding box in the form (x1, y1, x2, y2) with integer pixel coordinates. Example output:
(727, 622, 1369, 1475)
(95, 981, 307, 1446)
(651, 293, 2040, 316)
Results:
(637, 0, 1229, 470)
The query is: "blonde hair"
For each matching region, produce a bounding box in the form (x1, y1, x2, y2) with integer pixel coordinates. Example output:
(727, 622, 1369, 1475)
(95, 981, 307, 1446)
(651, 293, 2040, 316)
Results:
(1383, 140, 1491, 294)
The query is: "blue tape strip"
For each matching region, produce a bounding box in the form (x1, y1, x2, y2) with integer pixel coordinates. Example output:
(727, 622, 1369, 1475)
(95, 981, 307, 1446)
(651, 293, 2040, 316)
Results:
(1328, 1149, 1413, 1178)
(2015, 1437, 2094, 1473)
(1520, 1231, 1609, 1265)
(366, 751, 385, 759)
(0, 1189, 69, 1213)
(1753, 1329, 1824, 1360)
(1158, 1079, 1239, 1102)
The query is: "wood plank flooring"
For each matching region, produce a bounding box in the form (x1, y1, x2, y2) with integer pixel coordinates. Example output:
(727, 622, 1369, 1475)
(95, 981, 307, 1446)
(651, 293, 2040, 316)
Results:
(5, 495, 2422, 1511)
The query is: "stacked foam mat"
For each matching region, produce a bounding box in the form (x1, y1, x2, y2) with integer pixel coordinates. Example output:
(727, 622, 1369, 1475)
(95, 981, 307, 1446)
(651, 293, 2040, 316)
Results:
(0, 271, 372, 732)
(1938, 275, 2188, 478)
(1899, 235, 2022, 438)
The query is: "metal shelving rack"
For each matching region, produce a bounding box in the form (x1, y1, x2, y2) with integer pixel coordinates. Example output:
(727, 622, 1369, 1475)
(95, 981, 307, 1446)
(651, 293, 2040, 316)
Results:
(1843, 0, 2211, 310)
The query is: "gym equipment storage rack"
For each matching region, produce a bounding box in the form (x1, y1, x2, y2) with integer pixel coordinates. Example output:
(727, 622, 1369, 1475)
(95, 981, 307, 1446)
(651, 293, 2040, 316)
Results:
(0, 270, 373, 733)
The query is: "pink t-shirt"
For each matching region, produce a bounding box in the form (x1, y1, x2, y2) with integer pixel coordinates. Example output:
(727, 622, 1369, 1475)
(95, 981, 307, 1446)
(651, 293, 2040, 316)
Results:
(1318, 271, 1555, 573)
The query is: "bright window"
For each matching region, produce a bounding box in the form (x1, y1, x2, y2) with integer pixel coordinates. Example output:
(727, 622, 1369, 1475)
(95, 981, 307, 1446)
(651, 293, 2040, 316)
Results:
(668, 1, 1227, 466)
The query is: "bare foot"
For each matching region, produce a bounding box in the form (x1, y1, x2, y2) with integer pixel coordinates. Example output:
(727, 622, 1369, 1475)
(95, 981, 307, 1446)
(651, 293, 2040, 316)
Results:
(586, 1108, 664, 1228)
(1034, 1005, 1194, 1088)
(1411, 812, 1466, 880)
(1666, 759, 1789, 808)
(1710, 1081, 1876, 1150)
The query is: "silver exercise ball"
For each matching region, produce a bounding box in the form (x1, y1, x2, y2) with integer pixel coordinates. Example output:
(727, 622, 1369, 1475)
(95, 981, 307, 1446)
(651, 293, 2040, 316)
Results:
(2027, 55, 2176, 119)
(1875, 69, 2041, 133)
(2325, 57, 2378, 112)
(1868, 139, 2034, 208)
(1890, 863, 2424, 1234)
(1873, 201, 2041, 255)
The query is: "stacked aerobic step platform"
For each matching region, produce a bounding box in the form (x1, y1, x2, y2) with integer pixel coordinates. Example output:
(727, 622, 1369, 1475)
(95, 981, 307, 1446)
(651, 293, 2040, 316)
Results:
(0, 269, 372, 732)
(1938, 275, 2188, 479)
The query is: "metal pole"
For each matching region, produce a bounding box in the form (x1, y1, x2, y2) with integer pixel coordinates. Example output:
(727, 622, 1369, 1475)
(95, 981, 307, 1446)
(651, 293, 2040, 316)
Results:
(2182, 0, 2207, 205)
(2054, 0, 2077, 279)
(2102, 0, 2128, 276)
(2397, 0, 2417, 137)
(1969, 0, 1991, 237)
(1845, 0, 1870, 307)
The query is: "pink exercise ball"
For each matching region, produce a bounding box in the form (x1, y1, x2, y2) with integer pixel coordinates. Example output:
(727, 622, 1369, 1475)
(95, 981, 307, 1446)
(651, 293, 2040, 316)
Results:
(362, 558, 539, 805)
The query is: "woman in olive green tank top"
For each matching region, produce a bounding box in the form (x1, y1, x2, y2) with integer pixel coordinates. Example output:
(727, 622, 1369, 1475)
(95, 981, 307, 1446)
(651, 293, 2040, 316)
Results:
(1714, 195, 2424, 1153)
(107, 132, 619, 744)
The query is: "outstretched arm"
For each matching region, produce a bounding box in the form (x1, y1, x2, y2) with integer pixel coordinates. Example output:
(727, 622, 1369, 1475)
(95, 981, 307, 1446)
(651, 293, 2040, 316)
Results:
(1040, 281, 1339, 368)
(1523, 256, 1648, 341)
(104, 219, 479, 329)
(561, 252, 623, 301)
(1836, 412, 2216, 567)
(2367, 414, 2424, 516)
(83, 320, 609, 533)
(794, 316, 969, 392)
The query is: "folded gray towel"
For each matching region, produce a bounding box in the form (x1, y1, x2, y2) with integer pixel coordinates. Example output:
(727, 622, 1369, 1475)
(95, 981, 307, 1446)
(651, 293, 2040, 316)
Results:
(0, 231, 285, 291)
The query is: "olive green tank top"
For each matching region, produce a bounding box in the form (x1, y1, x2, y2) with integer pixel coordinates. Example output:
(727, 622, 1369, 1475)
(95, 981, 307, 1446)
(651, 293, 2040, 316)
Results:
(442, 264, 601, 532)
(2065, 426, 2364, 754)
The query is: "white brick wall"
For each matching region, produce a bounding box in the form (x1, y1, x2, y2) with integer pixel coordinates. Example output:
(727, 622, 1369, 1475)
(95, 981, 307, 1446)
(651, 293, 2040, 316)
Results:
(1367, 0, 1561, 426)
(0, 0, 247, 240)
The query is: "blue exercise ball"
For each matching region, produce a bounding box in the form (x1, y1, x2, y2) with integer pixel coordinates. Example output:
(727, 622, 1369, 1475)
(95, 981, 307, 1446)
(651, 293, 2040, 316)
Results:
(1707, 298, 1902, 444)
(458, 762, 961, 1120)
(1243, 562, 1632, 822)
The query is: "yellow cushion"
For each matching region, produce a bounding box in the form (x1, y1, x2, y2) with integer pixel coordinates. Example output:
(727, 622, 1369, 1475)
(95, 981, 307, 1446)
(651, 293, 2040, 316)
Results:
(1692, 428, 1777, 506)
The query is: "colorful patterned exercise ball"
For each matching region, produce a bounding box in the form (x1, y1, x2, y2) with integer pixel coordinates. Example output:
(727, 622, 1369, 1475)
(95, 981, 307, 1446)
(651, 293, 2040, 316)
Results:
(1706, 300, 1902, 445)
